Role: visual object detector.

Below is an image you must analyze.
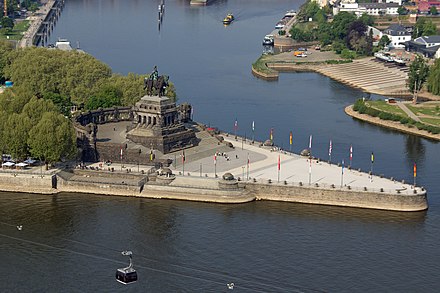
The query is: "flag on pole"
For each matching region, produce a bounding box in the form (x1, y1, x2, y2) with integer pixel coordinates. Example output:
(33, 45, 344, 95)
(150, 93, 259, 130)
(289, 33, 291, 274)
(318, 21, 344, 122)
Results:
(214, 154, 217, 165)
(234, 118, 238, 131)
(120, 148, 123, 160)
(289, 131, 293, 145)
(371, 152, 374, 163)
(252, 121, 255, 132)
(413, 162, 417, 178)
(270, 128, 273, 142)
(349, 145, 353, 161)
(191, 106, 194, 119)
(329, 140, 332, 157)
(182, 150, 185, 163)
(247, 153, 250, 167)
(309, 135, 312, 149)
(150, 150, 153, 161)
(278, 154, 281, 170)
(342, 159, 345, 174)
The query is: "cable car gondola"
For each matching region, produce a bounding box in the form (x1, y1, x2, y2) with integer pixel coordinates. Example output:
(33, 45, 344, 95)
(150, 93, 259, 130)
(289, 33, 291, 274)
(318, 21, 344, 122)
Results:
(115, 251, 138, 285)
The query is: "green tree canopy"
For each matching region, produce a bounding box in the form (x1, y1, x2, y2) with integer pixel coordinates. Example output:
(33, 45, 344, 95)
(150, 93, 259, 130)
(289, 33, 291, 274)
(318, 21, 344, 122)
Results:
(22, 96, 58, 125)
(85, 83, 123, 110)
(430, 6, 438, 15)
(4, 47, 112, 105)
(332, 12, 357, 40)
(378, 35, 391, 49)
(0, 40, 15, 83)
(427, 58, 440, 95)
(4, 113, 32, 160)
(408, 55, 430, 104)
(28, 112, 76, 163)
(1, 17, 14, 30)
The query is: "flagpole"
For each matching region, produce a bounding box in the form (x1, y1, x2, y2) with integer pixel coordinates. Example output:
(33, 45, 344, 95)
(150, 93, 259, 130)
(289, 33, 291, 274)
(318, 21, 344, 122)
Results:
(278, 154, 280, 183)
(252, 121, 255, 143)
(341, 160, 344, 187)
(329, 140, 332, 163)
(246, 152, 249, 180)
(308, 158, 312, 185)
(414, 162, 417, 187)
(214, 154, 217, 177)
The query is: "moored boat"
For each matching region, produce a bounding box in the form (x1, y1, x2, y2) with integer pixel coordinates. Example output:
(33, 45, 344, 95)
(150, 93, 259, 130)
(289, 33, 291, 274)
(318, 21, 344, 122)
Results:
(223, 13, 234, 25)
(262, 34, 274, 46)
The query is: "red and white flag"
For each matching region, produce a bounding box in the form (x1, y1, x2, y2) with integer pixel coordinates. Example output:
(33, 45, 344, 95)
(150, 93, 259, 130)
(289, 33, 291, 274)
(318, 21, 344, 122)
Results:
(350, 145, 353, 161)
(309, 135, 312, 149)
(329, 140, 332, 157)
(214, 154, 217, 165)
(120, 148, 123, 160)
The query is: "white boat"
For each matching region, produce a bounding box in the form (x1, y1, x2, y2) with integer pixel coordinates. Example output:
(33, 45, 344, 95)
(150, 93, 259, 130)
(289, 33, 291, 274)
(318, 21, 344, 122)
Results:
(275, 22, 284, 29)
(262, 35, 274, 46)
(284, 10, 296, 17)
(393, 57, 406, 66)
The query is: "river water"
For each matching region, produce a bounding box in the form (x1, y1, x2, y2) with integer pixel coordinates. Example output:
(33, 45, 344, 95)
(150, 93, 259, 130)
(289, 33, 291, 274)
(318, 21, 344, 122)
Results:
(1, 0, 439, 291)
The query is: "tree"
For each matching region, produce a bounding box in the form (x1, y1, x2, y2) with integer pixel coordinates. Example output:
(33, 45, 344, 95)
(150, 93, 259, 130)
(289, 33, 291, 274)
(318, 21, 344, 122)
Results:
(423, 20, 437, 36)
(427, 58, 440, 95)
(28, 112, 76, 163)
(359, 13, 374, 26)
(408, 55, 430, 104)
(4, 113, 32, 160)
(0, 40, 15, 83)
(331, 12, 357, 40)
(1, 17, 14, 32)
(346, 20, 371, 55)
(397, 6, 407, 15)
(85, 83, 123, 110)
(430, 6, 438, 15)
(378, 35, 391, 49)
(21, 96, 58, 124)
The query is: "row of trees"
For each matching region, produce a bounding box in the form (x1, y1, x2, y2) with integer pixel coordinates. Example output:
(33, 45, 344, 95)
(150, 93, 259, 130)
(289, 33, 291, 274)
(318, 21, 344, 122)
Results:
(1, 45, 176, 112)
(408, 55, 440, 103)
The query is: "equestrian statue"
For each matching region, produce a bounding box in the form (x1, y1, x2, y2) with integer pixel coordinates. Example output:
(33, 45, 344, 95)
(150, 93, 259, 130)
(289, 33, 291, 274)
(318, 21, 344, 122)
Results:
(144, 66, 169, 97)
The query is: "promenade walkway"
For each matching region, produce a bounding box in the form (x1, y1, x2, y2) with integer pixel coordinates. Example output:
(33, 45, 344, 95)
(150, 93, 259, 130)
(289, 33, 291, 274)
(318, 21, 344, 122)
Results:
(397, 101, 421, 122)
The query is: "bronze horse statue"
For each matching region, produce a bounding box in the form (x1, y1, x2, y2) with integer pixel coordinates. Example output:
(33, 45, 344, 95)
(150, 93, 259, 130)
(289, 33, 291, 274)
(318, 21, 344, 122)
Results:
(144, 75, 169, 97)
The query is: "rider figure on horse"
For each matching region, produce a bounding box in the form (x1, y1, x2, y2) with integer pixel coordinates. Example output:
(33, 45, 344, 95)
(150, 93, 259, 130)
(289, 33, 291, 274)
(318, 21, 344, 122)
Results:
(150, 66, 159, 81)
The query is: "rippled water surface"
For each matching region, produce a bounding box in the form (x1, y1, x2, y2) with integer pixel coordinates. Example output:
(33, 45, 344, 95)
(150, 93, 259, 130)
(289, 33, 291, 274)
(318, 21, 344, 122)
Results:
(1, 0, 439, 292)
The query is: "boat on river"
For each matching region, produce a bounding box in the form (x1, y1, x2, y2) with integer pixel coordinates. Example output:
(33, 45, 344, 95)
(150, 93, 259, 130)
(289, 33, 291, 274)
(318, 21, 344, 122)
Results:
(223, 13, 234, 25)
(262, 35, 274, 46)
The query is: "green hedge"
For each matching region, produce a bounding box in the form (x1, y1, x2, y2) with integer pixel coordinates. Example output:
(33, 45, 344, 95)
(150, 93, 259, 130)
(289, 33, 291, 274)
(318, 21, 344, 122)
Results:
(353, 99, 440, 134)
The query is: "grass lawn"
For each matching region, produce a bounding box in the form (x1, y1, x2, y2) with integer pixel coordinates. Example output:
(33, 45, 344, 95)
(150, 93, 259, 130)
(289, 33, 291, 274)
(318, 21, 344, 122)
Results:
(0, 20, 30, 41)
(420, 117, 440, 127)
(407, 104, 440, 117)
(366, 100, 407, 116)
(252, 55, 277, 75)
(294, 21, 318, 31)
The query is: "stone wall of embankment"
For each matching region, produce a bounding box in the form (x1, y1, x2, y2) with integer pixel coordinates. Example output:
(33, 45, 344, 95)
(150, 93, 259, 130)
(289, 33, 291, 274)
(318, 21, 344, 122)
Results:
(0, 172, 55, 194)
(245, 182, 428, 212)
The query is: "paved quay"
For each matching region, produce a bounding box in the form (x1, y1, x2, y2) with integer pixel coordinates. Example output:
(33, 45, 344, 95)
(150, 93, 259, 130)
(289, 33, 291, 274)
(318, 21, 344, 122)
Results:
(167, 134, 420, 196)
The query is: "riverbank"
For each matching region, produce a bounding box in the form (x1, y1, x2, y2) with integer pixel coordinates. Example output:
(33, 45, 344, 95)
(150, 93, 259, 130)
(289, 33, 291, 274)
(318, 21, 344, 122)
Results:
(0, 130, 428, 212)
(252, 53, 440, 101)
(345, 104, 440, 141)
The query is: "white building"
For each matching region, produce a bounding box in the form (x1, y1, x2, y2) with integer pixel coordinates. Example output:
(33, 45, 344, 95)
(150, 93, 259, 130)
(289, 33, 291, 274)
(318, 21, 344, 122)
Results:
(383, 24, 412, 49)
(336, 1, 399, 16)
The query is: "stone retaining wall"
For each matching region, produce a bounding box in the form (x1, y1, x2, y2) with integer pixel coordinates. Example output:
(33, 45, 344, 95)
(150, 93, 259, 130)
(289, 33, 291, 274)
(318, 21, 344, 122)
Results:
(0, 173, 55, 194)
(245, 182, 428, 212)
